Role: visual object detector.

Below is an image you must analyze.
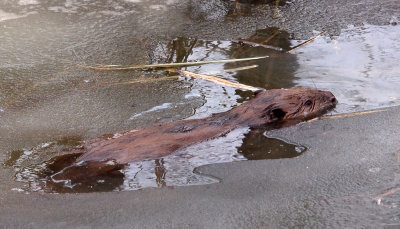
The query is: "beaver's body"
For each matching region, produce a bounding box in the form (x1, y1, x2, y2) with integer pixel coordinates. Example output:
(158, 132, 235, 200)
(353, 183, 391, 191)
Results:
(78, 88, 336, 163)
(52, 88, 336, 181)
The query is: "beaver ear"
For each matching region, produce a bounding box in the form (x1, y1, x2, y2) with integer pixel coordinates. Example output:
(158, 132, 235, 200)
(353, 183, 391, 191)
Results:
(270, 108, 287, 121)
(254, 89, 264, 97)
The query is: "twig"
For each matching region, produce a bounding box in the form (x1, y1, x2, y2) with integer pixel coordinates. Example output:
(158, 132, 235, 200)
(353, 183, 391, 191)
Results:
(203, 65, 259, 75)
(374, 188, 400, 205)
(168, 69, 259, 92)
(233, 39, 283, 52)
(288, 31, 327, 53)
(81, 56, 269, 71)
(111, 76, 179, 86)
(232, 30, 325, 54)
(308, 109, 388, 122)
(261, 29, 281, 45)
(183, 39, 198, 62)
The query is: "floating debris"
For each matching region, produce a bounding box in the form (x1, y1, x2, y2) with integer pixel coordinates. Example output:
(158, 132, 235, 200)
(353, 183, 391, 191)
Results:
(169, 69, 260, 92)
(83, 56, 269, 71)
(308, 109, 388, 122)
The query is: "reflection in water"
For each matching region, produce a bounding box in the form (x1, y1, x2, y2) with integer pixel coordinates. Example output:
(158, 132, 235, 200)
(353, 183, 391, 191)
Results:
(227, 27, 297, 89)
(238, 130, 305, 160)
(155, 27, 298, 119)
(6, 128, 306, 193)
(5, 24, 400, 193)
(166, 38, 198, 63)
(43, 154, 124, 193)
(163, 27, 297, 90)
(154, 159, 167, 187)
(294, 24, 400, 113)
(161, 25, 400, 114)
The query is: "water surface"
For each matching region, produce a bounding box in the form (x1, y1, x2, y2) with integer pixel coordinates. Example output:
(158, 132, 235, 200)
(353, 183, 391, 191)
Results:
(0, 0, 399, 219)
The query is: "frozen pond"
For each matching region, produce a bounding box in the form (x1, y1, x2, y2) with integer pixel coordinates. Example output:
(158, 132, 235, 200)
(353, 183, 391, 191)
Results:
(0, 0, 399, 226)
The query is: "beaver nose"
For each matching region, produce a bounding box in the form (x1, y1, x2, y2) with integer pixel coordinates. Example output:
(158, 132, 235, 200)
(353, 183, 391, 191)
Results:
(330, 96, 337, 105)
(324, 91, 337, 105)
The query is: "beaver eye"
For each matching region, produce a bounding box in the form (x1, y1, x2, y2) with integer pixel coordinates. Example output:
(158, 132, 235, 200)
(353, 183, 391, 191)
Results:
(305, 100, 312, 106)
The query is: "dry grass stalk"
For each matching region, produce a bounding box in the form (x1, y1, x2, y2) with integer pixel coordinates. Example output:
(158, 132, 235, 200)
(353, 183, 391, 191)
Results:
(82, 56, 269, 71)
(374, 187, 400, 205)
(261, 29, 281, 45)
(169, 69, 259, 92)
(288, 31, 327, 53)
(112, 76, 179, 86)
(232, 31, 326, 54)
(203, 65, 259, 75)
(222, 65, 259, 73)
(233, 40, 283, 52)
(308, 109, 388, 122)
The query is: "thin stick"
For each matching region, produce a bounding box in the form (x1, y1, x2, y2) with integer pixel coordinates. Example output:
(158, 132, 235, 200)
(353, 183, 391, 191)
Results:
(261, 29, 281, 45)
(169, 69, 259, 92)
(233, 30, 324, 54)
(81, 56, 269, 71)
(288, 31, 327, 53)
(374, 188, 400, 205)
(183, 38, 198, 62)
(308, 109, 388, 122)
(111, 76, 179, 86)
(222, 65, 259, 73)
(233, 40, 283, 52)
(203, 65, 259, 75)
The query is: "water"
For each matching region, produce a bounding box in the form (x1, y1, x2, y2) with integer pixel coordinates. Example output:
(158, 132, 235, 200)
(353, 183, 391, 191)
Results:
(5, 128, 306, 193)
(1, 0, 399, 193)
(0, 0, 400, 226)
(294, 25, 400, 113)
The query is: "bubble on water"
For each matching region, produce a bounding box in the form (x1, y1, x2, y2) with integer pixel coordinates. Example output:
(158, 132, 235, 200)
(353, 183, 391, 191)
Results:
(18, 0, 39, 6)
(369, 167, 381, 173)
(11, 188, 24, 192)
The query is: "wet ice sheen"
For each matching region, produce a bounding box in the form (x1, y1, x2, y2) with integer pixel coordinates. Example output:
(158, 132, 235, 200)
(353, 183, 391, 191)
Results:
(7, 127, 306, 193)
(129, 102, 172, 120)
(0, 1, 399, 227)
(1, 2, 400, 193)
(294, 25, 400, 113)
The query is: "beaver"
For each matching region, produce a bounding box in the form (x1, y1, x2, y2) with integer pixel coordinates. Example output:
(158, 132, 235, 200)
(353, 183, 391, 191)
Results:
(51, 88, 336, 182)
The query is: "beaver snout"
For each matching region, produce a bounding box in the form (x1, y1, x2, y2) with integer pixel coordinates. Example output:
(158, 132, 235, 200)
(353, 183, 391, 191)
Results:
(324, 91, 338, 106)
(330, 96, 337, 105)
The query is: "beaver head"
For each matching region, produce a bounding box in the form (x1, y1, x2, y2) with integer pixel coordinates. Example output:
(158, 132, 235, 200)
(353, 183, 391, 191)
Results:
(240, 88, 337, 127)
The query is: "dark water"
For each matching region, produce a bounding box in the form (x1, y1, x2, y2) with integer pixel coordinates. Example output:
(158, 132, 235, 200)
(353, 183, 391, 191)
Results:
(2, 7, 400, 193)
(5, 129, 306, 193)
(1, 26, 313, 193)
(0, 0, 400, 226)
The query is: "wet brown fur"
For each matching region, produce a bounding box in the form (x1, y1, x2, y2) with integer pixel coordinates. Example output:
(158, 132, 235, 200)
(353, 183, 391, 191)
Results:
(77, 88, 337, 164)
(51, 88, 337, 182)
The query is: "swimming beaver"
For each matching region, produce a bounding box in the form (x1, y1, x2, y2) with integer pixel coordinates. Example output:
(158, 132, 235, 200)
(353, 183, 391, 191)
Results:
(52, 88, 337, 182)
